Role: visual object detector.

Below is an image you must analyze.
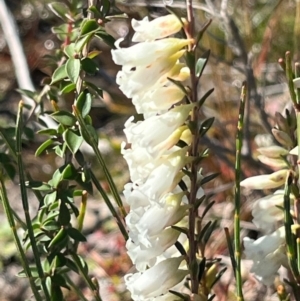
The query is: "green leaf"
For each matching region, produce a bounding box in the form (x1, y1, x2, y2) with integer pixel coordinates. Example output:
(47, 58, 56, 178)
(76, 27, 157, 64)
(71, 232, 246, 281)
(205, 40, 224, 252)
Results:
(75, 33, 93, 53)
(75, 90, 92, 118)
(18, 266, 39, 278)
(77, 254, 89, 274)
(203, 220, 217, 244)
(65, 258, 79, 273)
(196, 57, 208, 77)
(167, 77, 188, 96)
(46, 277, 52, 296)
(82, 165, 91, 183)
(51, 64, 68, 84)
(171, 225, 189, 236)
(169, 290, 190, 301)
(95, 31, 116, 48)
(195, 19, 212, 48)
(42, 220, 59, 231)
(16, 89, 37, 100)
(200, 172, 220, 185)
(76, 174, 93, 195)
(66, 58, 81, 83)
(199, 117, 214, 137)
(197, 221, 211, 242)
(58, 202, 71, 225)
(73, 190, 83, 197)
(37, 128, 58, 136)
(88, 50, 101, 59)
(198, 88, 214, 107)
(80, 124, 98, 146)
(67, 227, 86, 242)
(49, 229, 69, 249)
(68, 201, 79, 216)
(61, 82, 76, 94)
(51, 110, 77, 127)
(48, 2, 70, 21)
(61, 163, 77, 180)
(35, 138, 55, 156)
(81, 57, 98, 74)
(196, 50, 210, 78)
(75, 150, 85, 166)
(44, 191, 57, 206)
(49, 168, 63, 188)
(84, 81, 103, 97)
(100, 0, 111, 17)
(201, 200, 215, 219)
(80, 19, 98, 35)
(88, 5, 102, 18)
(209, 267, 227, 289)
(50, 254, 66, 269)
(64, 43, 76, 58)
(26, 181, 53, 191)
(63, 129, 83, 154)
(54, 143, 67, 158)
(52, 274, 70, 289)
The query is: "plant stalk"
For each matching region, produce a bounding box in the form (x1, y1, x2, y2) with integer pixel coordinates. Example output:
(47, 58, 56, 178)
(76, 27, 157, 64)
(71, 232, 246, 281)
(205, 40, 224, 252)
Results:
(15, 101, 51, 301)
(234, 83, 246, 301)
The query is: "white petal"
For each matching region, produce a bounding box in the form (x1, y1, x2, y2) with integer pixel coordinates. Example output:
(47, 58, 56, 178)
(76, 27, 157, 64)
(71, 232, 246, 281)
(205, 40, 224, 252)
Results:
(124, 105, 193, 157)
(243, 226, 285, 262)
(126, 228, 180, 271)
(125, 257, 188, 299)
(116, 50, 186, 98)
(132, 15, 185, 42)
(240, 169, 288, 190)
(112, 38, 191, 69)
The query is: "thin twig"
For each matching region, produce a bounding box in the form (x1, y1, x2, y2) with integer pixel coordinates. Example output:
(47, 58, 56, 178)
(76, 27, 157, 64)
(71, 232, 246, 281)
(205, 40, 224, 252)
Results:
(234, 83, 246, 301)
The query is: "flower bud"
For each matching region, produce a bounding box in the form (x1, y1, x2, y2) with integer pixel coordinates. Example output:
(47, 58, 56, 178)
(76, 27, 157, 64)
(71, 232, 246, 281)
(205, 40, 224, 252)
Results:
(271, 128, 293, 148)
(257, 145, 288, 158)
(240, 169, 288, 190)
(257, 155, 287, 169)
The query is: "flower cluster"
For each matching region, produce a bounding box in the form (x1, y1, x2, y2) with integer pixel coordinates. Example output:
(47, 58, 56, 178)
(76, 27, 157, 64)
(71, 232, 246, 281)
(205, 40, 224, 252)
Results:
(112, 15, 196, 300)
(241, 137, 296, 285)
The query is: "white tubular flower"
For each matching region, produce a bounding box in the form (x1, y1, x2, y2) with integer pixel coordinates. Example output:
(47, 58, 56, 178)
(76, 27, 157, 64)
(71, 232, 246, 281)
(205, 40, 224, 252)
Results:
(252, 190, 295, 232)
(116, 50, 186, 98)
(140, 147, 192, 201)
(126, 192, 189, 239)
(126, 228, 180, 271)
(125, 256, 188, 300)
(132, 15, 186, 42)
(123, 182, 150, 209)
(112, 38, 191, 70)
(249, 245, 287, 286)
(115, 14, 194, 300)
(240, 169, 288, 190)
(123, 146, 190, 193)
(132, 84, 186, 116)
(124, 104, 193, 156)
(244, 227, 289, 285)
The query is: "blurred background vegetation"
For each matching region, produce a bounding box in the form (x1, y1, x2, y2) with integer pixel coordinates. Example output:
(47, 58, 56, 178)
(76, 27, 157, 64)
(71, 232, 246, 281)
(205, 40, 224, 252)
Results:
(0, 0, 298, 300)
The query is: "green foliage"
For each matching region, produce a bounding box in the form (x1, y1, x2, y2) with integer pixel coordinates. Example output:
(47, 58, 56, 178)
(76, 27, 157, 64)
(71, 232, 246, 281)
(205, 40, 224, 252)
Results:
(0, 0, 126, 300)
